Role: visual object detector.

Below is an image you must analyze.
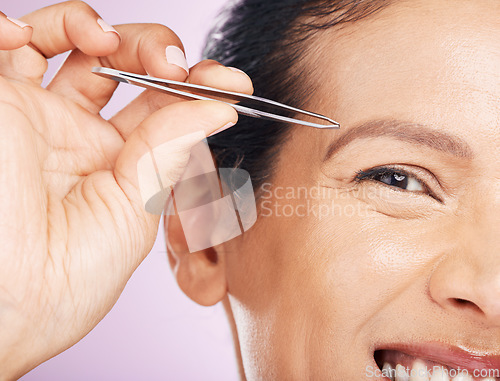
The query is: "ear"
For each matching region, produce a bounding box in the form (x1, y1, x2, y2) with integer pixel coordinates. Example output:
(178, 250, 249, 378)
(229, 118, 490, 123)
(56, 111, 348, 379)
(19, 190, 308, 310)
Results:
(164, 201, 227, 307)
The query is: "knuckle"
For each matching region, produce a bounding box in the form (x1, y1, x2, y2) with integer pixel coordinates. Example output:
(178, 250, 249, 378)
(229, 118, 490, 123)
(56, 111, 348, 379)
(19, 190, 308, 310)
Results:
(192, 59, 222, 71)
(201, 59, 220, 66)
(63, 0, 95, 14)
(144, 23, 181, 45)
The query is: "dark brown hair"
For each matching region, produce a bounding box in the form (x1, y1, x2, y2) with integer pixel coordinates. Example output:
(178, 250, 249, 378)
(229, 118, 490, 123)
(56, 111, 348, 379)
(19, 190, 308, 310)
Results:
(204, 0, 391, 192)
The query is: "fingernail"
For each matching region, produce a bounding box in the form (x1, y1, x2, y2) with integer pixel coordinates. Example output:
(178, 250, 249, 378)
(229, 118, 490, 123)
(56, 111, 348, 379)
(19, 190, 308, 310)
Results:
(6, 17, 31, 29)
(165, 46, 189, 75)
(208, 122, 236, 137)
(97, 18, 121, 39)
(228, 67, 247, 75)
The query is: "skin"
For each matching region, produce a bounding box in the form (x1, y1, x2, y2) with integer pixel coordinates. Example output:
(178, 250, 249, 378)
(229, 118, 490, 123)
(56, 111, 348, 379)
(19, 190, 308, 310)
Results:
(0, 2, 251, 379)
(167, 0, 500, 379)
(1, 0, 498, 379)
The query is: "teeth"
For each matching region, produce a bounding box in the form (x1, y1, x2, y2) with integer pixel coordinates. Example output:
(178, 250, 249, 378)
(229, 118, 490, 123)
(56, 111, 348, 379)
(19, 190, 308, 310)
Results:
(396, 364, 410, 381)
(383, 362, 395, 381)
(380, 359, 497, 381)
(410, 360, 430, 381)
(430, 367, 450, 381)
(451, 373, 472, 381)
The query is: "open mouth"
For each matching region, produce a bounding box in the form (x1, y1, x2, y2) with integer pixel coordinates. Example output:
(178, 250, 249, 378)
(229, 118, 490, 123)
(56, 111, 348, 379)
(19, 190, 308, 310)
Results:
(374, 346, 500, 381)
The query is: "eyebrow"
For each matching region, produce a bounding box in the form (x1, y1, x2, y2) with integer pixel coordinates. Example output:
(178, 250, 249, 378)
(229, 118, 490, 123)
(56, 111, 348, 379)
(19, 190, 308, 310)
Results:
(323, 119, 474, 161)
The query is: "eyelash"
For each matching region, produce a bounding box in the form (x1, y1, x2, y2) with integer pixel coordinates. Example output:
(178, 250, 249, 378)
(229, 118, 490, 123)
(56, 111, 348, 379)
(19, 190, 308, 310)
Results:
(354, 166, 443, 202)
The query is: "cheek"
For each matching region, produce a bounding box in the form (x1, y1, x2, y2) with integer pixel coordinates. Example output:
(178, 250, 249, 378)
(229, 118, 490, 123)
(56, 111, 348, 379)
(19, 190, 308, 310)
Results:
(224, 178, 464, 378)
(226, 188, 455, 333)
(293, 196, 471, 358)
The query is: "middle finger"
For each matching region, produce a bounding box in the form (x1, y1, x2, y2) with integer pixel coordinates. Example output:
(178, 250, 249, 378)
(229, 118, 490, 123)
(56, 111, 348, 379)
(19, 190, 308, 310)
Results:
(47, 23, 189, 114)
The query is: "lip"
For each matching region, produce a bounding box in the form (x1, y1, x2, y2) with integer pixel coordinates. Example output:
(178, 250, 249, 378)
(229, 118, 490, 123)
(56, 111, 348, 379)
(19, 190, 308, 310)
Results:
(374, 342, 500, 374)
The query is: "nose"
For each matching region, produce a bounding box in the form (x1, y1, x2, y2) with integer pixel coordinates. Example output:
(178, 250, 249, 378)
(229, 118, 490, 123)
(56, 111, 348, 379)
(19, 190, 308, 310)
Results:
(429, 200, 500, 326)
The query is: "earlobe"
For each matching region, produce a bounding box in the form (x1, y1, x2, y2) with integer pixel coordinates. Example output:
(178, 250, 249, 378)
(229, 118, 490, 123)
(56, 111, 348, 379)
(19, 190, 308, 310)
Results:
(165, 211, 228, 307)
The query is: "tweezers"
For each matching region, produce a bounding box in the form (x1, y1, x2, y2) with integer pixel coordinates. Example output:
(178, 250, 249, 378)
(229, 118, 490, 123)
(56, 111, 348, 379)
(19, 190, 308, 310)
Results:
(92, 67, 340, 129)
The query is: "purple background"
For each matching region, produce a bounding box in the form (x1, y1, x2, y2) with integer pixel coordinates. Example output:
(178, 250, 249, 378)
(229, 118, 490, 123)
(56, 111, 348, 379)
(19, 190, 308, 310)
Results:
(4, 1, 239, 380)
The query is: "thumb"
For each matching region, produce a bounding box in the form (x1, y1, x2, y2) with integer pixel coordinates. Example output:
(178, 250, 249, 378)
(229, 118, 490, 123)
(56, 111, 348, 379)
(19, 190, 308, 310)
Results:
(111, 99, 237, 262)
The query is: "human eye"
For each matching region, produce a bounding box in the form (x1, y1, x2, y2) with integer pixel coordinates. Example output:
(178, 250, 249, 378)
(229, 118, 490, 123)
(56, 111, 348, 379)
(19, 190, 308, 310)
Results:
(354, 165, 443, 202)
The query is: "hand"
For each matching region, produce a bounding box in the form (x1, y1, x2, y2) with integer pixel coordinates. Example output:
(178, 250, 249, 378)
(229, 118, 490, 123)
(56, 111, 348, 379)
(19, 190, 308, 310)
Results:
(0, 2, 252, 379)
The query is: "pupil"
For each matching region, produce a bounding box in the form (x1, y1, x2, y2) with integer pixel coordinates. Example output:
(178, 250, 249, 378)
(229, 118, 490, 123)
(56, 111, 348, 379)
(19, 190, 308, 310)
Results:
(378, 172, 408, 189)
(391, 173, 407, 188)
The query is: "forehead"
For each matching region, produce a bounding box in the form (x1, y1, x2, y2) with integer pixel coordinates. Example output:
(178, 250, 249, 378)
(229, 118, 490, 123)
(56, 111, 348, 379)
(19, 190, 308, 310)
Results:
(310, 0, 500, 149)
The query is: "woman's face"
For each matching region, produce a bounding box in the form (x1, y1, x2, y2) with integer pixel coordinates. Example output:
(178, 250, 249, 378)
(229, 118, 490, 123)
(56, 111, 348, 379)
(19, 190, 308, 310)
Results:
(222, 0, 500, 379)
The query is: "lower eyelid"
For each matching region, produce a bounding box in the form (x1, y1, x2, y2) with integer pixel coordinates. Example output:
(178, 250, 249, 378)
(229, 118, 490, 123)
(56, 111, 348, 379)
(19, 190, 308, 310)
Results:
(351, 181, 445, 217)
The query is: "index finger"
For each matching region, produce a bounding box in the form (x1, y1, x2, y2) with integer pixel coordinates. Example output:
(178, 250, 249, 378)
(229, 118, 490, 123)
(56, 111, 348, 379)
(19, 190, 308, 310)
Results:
(22, 1, 121, 59)
(47, 22, 190, 114)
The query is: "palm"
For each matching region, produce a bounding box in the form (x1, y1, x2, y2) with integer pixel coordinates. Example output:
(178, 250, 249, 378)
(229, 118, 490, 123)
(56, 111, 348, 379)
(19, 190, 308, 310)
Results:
(0, 78, 140, 348)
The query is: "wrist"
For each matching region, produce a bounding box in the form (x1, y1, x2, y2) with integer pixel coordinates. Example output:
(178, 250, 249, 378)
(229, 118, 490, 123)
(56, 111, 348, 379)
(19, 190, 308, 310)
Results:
(0, 303, 46, 380)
